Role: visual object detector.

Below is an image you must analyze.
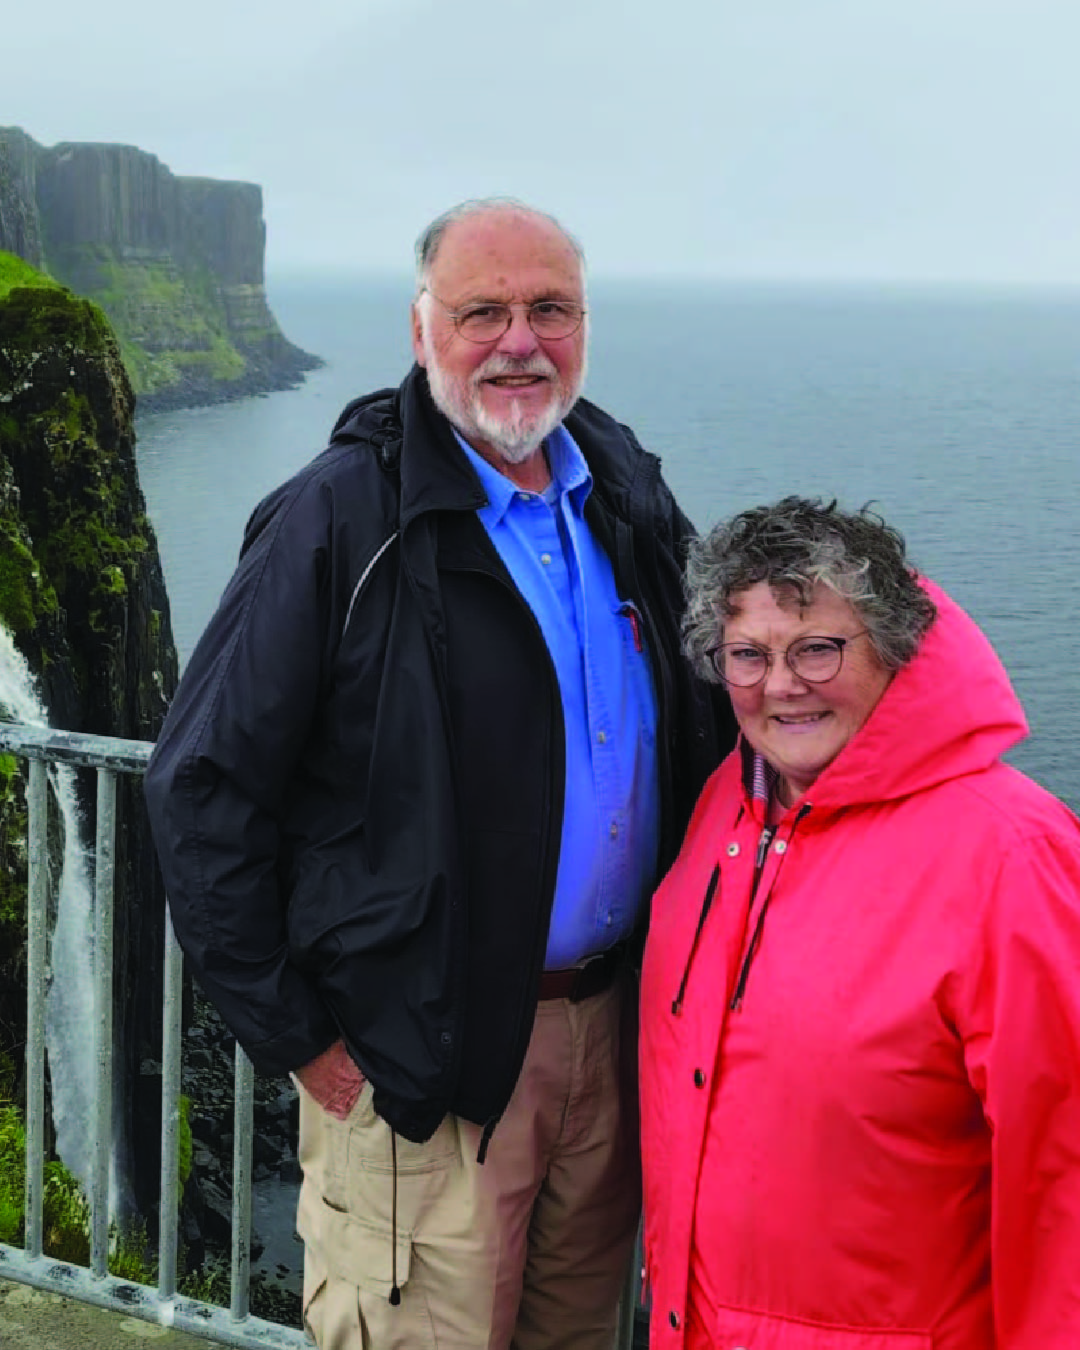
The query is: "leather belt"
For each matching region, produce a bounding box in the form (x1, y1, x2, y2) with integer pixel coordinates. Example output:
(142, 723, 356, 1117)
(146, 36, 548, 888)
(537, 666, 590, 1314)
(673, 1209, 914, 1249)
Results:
(538, 942, 628, 1003)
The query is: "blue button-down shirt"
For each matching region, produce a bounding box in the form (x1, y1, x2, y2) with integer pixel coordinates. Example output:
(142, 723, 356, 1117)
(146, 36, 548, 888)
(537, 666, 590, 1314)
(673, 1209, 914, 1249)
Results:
(455, 426, 660, 968)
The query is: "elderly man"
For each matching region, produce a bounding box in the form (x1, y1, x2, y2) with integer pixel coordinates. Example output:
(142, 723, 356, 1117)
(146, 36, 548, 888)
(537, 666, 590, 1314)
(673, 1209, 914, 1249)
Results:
(144, 198, 733, 1348)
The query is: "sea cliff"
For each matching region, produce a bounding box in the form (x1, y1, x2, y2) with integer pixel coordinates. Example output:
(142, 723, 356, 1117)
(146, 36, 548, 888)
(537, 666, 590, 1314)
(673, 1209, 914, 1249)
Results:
(0, 127, 321, 412)
(0, 254, 179, 1221)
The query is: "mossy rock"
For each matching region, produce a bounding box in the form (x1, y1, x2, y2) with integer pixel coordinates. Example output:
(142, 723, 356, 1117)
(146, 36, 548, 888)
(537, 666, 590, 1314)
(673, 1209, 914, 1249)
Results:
(0, 283, 113, 355)
(0, 250, 60, 301)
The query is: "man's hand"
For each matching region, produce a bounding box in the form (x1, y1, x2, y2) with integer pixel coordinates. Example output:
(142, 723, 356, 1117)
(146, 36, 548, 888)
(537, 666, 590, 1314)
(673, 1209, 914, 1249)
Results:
(293, 1039, 365, 1120)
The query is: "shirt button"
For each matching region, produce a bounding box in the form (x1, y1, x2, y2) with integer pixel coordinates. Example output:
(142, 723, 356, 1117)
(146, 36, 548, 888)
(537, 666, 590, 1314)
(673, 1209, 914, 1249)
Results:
(693, 1068, 706, 1088)
(597, 730, 607, 744)
(605, 912, 613, 926)
(540, 552, 552, 565)
(726, 842, 739, 857)
(775, 839, 788, 854)
(609, 821, 619, 839)
(517, 491, 531, 501)
(668, 1311, 680, 1329)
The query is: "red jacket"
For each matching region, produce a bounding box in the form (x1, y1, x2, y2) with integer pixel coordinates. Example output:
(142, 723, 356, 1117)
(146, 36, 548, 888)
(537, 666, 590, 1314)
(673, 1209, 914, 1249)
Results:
(640, 582, 1080, 1349)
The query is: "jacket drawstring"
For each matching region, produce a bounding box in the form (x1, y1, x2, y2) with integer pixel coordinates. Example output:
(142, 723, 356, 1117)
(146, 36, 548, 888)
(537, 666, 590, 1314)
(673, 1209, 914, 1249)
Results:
(477, 1118, 497, 1164)
(389, 1130, 401, 1306)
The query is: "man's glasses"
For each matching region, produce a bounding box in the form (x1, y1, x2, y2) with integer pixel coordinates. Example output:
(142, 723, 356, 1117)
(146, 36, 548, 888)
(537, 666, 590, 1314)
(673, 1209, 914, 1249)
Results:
(419, 287, 586, 344)
(706, 632, 870, 687)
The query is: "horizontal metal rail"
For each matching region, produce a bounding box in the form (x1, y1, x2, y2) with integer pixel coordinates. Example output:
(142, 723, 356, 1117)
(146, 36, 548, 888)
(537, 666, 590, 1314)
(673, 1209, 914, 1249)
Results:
(0, 721, 153, 773)
(0, 721, 307, 1348)
(0, 1248, 304, 1348)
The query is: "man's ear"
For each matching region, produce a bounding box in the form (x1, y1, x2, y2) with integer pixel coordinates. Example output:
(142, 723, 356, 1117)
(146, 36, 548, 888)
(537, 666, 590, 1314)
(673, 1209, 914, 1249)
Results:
(411, 302, 427, 366)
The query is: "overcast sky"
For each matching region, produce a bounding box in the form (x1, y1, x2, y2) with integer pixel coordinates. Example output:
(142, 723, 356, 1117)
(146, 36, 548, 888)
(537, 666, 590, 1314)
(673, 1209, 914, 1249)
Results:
(7, 0, 1079, 283)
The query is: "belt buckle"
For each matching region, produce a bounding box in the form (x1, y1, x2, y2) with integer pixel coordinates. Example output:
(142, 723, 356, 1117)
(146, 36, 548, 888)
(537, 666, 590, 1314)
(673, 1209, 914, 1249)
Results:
(568, 955, 598, 1002)
(570, 943, 623, 1003)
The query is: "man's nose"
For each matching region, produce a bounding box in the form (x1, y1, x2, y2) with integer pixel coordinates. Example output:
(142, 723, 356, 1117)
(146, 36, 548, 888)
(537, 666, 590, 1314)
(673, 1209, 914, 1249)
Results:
(495, 307, 540, 358)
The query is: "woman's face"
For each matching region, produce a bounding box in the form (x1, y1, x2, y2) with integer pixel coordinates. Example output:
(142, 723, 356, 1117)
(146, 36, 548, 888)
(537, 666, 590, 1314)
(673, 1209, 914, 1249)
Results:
(722, 581, 893, 805)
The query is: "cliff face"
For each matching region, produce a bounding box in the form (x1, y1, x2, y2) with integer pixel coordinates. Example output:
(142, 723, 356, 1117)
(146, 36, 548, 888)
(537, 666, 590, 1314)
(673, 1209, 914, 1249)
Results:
(0, 266, 179, 1218)
(0, 128, 321, 412)
(0, 128, 45, 269)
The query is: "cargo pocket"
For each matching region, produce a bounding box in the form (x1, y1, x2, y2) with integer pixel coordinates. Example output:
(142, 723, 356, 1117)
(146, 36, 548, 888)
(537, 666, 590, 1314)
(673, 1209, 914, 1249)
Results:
(713, 1304, 932, 1349)
(302, 1214, 415, 1349)
(320, 1202, 413, 1302)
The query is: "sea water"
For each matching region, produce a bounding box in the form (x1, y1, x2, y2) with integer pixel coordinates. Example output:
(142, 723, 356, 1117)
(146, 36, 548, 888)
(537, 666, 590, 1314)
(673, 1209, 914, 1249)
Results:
(137, 276, 1080, 810)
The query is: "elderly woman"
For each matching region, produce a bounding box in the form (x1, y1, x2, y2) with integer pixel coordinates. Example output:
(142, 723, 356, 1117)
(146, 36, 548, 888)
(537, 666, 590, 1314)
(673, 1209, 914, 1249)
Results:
(640, 496, 1080, 1350)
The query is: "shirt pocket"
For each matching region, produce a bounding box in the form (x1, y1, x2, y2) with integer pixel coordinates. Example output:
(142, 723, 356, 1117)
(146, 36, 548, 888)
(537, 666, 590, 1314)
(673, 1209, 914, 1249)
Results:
(713, 1303, 932, 1350)
(616, 599, 657, 745)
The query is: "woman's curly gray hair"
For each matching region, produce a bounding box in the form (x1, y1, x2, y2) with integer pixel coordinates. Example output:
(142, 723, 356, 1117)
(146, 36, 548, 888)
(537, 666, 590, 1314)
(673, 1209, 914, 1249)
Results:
(682, 496, 938, 682)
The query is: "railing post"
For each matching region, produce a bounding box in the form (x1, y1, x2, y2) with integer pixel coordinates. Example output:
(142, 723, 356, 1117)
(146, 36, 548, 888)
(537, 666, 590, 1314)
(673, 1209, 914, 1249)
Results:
(24, 758, 48, 1261)
(90, 767, 117, 1278)
(230, 1046, 255, 1322)
(158, 905, 183, 1299)
(615, 1219, 643, 1350)
(0, 722, 310, 1346)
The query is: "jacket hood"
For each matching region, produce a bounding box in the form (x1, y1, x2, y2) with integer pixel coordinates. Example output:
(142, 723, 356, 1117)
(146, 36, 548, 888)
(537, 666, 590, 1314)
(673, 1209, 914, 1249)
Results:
(790, 579, 1028, 814)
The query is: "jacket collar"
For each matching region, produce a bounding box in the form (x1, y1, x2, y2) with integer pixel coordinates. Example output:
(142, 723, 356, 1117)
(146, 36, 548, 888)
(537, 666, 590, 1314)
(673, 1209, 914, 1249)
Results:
(331, 363, 657, 534)
(397, 365, 487, 527)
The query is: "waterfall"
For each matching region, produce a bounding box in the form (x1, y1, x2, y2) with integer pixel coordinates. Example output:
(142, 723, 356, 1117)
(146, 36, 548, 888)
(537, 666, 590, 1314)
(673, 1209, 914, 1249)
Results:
(0, 622, 107, 1210)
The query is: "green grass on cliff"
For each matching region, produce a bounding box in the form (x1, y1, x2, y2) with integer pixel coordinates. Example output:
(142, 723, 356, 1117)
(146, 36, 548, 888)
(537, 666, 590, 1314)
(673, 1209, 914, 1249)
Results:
(0, 280, 115, 355)
(2, 246, 250, 397)
(0, 521, 43, 635)
(48, 246, 249, 395)
(0, 250, 61, 301)
(0, 283, 147, 674)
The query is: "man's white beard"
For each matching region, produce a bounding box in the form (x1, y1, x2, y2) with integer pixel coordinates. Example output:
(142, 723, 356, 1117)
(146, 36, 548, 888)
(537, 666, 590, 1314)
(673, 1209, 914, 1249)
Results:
(423, 336, 586, 465)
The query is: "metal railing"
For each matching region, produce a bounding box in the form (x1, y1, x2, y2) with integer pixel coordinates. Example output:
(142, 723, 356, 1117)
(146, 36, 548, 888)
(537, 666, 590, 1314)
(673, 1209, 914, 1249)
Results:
(0, 720, 642, 1349)
(0, 721, 305, 1348)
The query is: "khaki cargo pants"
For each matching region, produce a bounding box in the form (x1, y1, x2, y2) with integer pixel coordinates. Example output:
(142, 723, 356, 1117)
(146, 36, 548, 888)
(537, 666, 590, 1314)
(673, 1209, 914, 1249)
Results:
(297, 975, 640, 1349)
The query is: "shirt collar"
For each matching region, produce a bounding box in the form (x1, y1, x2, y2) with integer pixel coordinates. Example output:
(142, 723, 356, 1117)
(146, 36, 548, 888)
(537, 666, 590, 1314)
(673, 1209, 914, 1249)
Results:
(453, 424, 592, 526)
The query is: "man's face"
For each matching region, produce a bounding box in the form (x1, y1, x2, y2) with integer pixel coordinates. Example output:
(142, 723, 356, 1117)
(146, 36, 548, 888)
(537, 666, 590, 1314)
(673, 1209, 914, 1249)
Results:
(411, 209, 587, 469)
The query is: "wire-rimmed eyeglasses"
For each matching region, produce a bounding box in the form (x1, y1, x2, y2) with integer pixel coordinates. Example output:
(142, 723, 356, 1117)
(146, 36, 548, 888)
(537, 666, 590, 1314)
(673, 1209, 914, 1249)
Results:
(706, 631, 871, 688)
(419, 287, 586, 344)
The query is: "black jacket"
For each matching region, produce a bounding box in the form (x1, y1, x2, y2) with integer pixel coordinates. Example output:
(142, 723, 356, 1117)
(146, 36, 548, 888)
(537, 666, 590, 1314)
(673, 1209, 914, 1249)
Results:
(144, 366, 734, 1143)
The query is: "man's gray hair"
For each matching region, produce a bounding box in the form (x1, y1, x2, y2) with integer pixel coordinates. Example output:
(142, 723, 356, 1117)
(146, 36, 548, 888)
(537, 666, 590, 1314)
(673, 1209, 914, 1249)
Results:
(414, 197, 586, 294)
(682, 496, 938, 680)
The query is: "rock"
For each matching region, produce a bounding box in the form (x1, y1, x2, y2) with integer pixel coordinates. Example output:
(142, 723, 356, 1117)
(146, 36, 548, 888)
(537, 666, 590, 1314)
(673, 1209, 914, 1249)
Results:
(253, 1132, 281, 1167)
(0, 273, 179, 1231)
(0, 125, 322, 412)
(197, 1178, 234, 1248)
(0, 129, 44, 267)
(185, 1047, 214, 1074)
